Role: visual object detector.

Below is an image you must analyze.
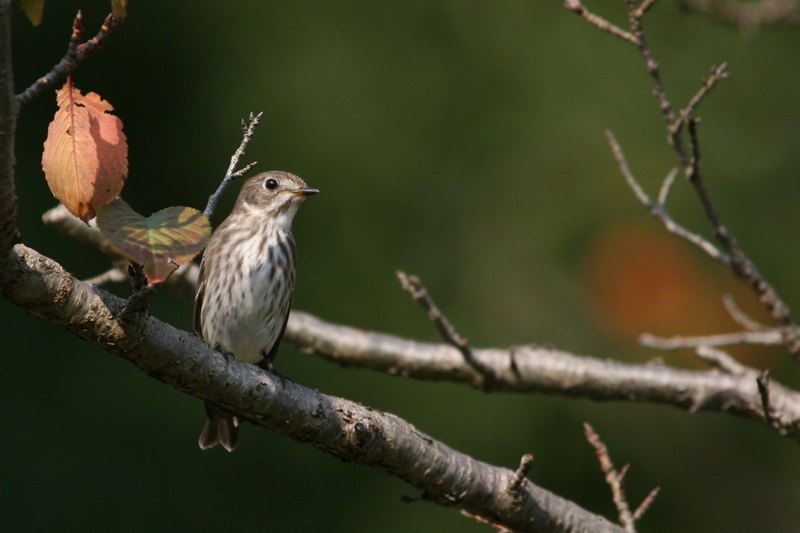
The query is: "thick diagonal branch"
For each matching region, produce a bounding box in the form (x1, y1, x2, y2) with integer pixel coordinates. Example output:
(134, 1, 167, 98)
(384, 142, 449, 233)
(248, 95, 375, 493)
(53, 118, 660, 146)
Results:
(287, 312, 800, 440)
(0, 243, 623, 533)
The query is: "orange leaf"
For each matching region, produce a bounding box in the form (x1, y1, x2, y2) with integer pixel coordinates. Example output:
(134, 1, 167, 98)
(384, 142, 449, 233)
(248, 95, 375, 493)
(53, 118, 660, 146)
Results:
(42, 80, 128, 222)
(97, 199, 211, 285)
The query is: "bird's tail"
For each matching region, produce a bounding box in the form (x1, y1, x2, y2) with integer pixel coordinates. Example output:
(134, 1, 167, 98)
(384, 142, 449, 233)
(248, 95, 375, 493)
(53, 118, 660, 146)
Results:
(198, 401, 239, 452)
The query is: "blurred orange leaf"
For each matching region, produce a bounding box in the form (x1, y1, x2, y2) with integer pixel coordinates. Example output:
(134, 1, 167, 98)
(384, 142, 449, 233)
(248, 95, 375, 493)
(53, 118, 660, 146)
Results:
(584, 224, 724, 339)
(97, 199, 211, 285)
(42, 80, 128, 222)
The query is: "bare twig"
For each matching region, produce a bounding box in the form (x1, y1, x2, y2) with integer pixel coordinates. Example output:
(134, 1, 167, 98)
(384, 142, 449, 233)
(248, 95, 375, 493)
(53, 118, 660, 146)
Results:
(17, 11, 120, 106)
(83, 266, 127, 286)
(685, 120, 799, 353)
(633, 0, 659, 18)
(564, 0, 638, 44)
(584, 422, 659, 532)
(640, 330, 783, 350)
(605, 130, 730, 265)
(625, 2, 680, 154)
(459, 509, 512, 532)
(631, 486, 661, 523)
(694, 346, 748, 375)
(203, 112, 263, 218)
(674, 64, 729, 136)
(609, 125, 800, 355)
(656, 167, 678, 205)
(723, 294, 771, 332)
(396, 271, 497, 388)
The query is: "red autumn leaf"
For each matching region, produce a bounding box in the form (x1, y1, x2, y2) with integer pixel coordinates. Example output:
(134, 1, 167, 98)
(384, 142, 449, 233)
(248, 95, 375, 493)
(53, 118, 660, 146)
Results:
(42, 79, 128, 222)
(96, 199, 211, 285)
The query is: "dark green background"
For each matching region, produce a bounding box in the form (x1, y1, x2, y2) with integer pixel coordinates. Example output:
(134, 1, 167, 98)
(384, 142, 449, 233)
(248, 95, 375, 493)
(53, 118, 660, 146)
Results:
(4, 2, 800, 531)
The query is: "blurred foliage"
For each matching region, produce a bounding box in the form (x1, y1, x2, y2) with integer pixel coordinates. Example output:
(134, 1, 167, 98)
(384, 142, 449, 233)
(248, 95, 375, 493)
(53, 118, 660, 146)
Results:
(4, 2, 800, 532)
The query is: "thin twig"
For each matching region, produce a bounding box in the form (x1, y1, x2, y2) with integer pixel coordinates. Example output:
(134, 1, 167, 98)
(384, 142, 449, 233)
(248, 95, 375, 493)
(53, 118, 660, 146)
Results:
(584, 422, 658, 532)
(722, 294, 771, 332)
(656, 168, 678, 206)
(640, 330, 783, 350)
(396, 271, 497, 389)
(564, 0, 639, 45)
(83, 266, 127, 286)
(633, 0, 799, 355)
(633, 0, 660, 18)
(695, 346, 748, 375)
(608, 112, 799, 355)
(631, 486, 661, 522)
(459, 510, 511, 532)
(605, 129, 650, 206)
(17, 11, 120, 106)
(674, 64, 729, 136)
(203, 112, 263, 218)
(626, 1, 681, 155)
(605, 130, 730, 265)
(685, 119, 799, 353)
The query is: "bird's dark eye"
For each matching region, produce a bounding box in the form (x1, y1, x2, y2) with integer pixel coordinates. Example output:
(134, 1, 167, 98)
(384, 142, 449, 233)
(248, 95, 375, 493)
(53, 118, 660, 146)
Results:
(264, 178, 278, 190)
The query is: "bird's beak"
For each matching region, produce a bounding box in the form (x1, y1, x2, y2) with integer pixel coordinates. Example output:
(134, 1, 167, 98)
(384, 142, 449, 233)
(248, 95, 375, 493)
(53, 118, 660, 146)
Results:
(293, 187, 319, 197)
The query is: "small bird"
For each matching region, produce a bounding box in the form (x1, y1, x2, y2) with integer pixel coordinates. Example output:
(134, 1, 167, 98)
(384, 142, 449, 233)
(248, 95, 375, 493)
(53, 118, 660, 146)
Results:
(194, 171, 318, 451)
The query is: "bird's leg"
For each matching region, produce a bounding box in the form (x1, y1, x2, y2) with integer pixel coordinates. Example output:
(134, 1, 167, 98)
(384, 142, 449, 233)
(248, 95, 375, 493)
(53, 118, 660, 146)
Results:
(214, 345, 235, 363)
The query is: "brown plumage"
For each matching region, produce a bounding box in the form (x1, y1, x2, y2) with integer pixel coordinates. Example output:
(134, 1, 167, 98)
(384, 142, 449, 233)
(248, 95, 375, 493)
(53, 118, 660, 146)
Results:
(194, 171, 317, 451)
